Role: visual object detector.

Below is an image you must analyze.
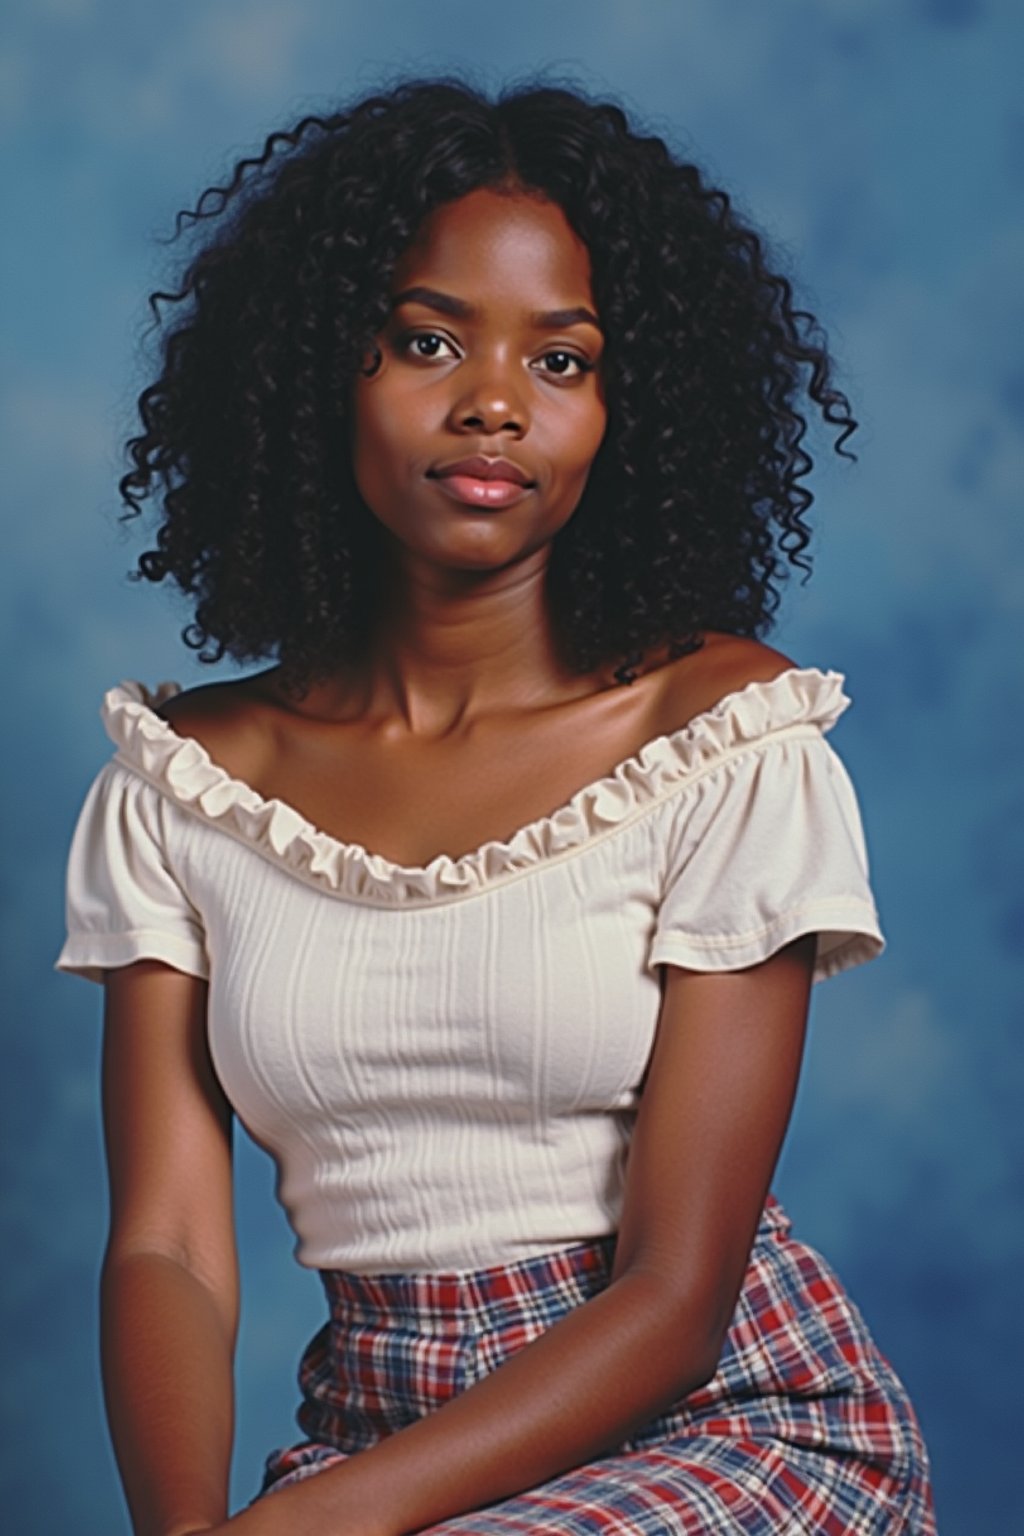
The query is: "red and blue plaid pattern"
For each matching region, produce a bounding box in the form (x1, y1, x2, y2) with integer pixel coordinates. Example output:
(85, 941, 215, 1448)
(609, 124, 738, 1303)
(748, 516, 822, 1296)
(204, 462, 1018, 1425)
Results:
(259, 1197, 935, 1532)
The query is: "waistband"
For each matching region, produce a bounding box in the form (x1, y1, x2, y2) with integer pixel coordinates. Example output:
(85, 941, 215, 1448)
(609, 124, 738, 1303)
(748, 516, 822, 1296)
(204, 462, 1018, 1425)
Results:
(318, 1195, 791, 1331)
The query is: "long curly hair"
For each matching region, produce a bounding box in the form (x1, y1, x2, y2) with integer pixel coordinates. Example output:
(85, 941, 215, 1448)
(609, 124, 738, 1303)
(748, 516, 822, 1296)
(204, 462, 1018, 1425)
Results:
(120, 76, 856, 691)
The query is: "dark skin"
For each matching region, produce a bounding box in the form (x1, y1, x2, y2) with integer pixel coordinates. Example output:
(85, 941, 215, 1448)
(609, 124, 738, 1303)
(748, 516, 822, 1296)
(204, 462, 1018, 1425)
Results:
(100, 188, 815, 1536)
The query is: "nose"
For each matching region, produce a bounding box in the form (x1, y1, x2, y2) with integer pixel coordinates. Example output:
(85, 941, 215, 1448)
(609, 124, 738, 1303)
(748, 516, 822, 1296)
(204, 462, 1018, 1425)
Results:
(449, 353, 528, 437)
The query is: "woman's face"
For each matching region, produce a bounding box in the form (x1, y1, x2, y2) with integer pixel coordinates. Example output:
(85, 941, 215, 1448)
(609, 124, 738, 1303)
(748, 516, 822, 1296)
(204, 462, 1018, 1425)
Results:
(351, 187, 607, 576)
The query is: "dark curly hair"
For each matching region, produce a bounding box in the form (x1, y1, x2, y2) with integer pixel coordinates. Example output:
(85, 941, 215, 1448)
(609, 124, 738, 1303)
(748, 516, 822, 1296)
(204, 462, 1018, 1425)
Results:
(120, 76, 856, 692)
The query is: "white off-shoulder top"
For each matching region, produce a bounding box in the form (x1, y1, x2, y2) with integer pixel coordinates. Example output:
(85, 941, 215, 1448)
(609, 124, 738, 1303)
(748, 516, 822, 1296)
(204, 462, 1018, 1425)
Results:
(56, 667, 884, 1272)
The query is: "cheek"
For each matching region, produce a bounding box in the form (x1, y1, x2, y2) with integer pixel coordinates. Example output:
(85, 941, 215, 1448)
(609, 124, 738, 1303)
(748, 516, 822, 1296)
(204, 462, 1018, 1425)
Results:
(560, 398, 608, 484)
(352, 371, 432, 463)
(349, 383, 404, 508)
(585, 401, 609, 460)
(351, 380, 389, 456)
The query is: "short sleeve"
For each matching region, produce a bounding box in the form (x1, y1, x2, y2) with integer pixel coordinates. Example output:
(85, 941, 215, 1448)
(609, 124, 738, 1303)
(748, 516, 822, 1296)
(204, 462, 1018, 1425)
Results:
(55, 759, 210, 986)
(647, 731, 884, 984)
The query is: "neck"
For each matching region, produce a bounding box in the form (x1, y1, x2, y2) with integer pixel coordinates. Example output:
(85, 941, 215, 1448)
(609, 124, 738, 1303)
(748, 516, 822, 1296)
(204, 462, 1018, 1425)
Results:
(358, 550, 591, 736)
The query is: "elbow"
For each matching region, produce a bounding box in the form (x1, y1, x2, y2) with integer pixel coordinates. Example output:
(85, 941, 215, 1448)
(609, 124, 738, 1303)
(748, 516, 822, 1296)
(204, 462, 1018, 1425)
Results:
(623, 1268, 727, 1397)
(667, 1311, 723, 1395)
(684, 1337, 724, 1394)
(101, 1242, 240, 1355)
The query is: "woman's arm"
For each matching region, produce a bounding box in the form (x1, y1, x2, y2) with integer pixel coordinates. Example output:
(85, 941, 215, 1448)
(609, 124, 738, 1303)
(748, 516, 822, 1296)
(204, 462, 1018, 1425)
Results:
(100, 961, 240, 1536)
(221, 932, 815, 1536)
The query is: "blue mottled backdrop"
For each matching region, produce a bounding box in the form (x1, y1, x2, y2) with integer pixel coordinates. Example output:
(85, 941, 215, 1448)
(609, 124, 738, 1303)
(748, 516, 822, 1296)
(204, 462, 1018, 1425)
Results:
(3, 2, 1021, 1531)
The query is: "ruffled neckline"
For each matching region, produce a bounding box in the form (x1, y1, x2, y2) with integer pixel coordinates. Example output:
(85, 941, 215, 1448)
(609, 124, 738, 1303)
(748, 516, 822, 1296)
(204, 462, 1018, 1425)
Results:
(101, 667, 850, 906)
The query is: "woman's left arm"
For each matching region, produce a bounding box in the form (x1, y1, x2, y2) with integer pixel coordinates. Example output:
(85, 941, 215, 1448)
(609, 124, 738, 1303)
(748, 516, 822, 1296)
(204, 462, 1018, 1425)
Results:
(221, 932, 815, 1536)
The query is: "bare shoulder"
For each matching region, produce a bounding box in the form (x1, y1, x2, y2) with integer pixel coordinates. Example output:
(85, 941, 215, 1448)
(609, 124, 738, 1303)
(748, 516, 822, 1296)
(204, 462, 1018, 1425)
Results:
(648, 632, 798, 735)
(156, 672, 277, 783)
(685, 631, 798, 695)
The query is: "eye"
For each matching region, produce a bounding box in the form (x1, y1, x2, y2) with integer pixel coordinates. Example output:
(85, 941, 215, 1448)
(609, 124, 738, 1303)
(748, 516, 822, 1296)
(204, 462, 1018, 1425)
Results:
(535, 350, 594, 380)
(401, 331, 459, 361)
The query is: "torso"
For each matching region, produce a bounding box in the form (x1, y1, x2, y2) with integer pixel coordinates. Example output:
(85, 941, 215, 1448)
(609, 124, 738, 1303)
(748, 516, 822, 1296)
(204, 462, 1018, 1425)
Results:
(156, 632, 794, 867)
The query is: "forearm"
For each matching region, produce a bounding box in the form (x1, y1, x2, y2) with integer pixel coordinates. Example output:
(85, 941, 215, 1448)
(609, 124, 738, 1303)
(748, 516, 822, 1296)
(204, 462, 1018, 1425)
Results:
(100, 1250, 236, 1536)
(230, 1266, 717, 1536)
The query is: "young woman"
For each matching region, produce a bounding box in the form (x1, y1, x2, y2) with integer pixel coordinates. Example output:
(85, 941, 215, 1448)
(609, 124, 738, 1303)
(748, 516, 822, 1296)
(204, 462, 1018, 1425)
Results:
(57, 79, 935, 1535)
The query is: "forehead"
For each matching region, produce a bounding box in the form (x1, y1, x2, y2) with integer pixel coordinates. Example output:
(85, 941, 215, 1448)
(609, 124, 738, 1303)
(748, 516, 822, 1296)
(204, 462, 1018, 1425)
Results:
(391, 188, 596, 307)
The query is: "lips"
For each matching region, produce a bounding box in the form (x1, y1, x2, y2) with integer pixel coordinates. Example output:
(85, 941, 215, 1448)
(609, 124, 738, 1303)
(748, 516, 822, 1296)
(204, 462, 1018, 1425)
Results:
(427, 454, 536, 510)
(429, 455, 534, 487)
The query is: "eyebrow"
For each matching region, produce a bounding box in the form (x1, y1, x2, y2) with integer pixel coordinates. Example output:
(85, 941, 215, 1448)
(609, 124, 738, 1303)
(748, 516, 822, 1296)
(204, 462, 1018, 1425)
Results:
(391, 285, 603, 332)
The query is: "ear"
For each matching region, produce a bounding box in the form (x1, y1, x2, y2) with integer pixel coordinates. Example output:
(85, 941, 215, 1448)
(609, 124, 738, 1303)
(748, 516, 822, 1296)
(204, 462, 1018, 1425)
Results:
(359, 342, 383, 378)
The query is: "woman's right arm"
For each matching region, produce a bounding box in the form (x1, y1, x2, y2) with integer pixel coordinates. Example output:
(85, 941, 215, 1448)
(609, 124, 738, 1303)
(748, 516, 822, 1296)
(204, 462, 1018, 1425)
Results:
(100, 960, 239, 1536)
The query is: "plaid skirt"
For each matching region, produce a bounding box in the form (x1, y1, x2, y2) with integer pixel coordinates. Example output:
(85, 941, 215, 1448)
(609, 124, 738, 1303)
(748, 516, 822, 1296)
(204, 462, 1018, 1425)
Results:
(258, 1198, 935, 1533)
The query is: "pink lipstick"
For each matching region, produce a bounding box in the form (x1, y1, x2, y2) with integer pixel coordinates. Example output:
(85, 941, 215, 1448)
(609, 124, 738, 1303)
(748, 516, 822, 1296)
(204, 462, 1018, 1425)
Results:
(428, 455, 535, 509)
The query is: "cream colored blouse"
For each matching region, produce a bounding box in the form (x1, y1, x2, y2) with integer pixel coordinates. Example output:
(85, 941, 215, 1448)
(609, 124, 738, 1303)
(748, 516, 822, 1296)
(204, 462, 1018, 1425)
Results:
(56, 667, 884, 1272)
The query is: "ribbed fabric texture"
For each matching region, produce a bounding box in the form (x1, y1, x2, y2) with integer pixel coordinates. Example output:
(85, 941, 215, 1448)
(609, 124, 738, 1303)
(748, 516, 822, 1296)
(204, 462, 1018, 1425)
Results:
(56, 668, 884, 1272)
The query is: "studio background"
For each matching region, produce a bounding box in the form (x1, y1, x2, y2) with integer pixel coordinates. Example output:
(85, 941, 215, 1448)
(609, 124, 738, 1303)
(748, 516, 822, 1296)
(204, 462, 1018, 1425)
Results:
(3, 2, 1020, 1532)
